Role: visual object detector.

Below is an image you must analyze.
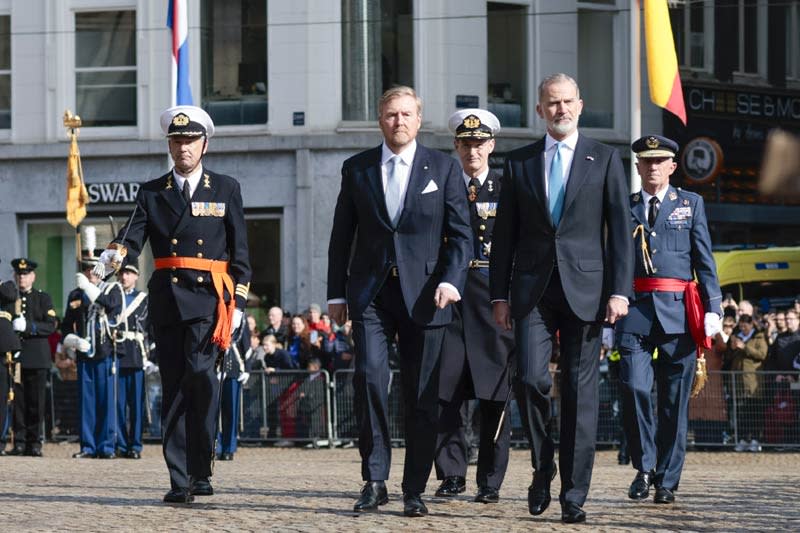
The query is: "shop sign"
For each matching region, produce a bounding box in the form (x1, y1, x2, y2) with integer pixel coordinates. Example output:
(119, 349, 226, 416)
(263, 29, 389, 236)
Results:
(87, 182, 140, 204)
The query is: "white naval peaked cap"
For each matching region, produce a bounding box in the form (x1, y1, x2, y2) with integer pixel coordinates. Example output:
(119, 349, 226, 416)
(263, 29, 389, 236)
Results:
(448, 108, 501, 139)
(159, 105, 215, 138)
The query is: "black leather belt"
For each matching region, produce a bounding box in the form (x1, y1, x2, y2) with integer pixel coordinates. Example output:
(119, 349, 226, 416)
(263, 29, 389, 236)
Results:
(469, 259, 490, 269)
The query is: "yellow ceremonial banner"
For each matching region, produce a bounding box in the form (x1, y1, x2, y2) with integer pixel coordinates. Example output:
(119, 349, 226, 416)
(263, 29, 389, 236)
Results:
(65, 133, 89, 228)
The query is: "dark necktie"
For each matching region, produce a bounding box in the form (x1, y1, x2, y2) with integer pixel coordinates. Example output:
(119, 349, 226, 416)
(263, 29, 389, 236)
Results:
(648, 196, 659, 227)
(182, 180, 192, 204)
(468, 177, 480, 202)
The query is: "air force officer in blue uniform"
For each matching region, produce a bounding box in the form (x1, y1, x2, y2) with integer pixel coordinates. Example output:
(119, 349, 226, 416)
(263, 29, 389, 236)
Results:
(615, 135, 721, 505)
(327, 86, 471, 517)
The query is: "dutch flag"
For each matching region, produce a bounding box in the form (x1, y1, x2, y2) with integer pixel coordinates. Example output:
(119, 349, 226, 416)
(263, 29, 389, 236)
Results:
(167, 0, 192, 106)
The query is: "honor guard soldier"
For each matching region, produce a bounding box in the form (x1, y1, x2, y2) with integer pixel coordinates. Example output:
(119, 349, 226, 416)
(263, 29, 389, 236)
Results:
(216, 316, 250, 461)
(615, 135, 722, 505)
(8, 258, 57, 457)
(433, 109, 514, 503)
(62, 247, 123, 459)
(94, 105, 251, 504)
(1, 261, 22, 455)
(113, 260, 150, 459)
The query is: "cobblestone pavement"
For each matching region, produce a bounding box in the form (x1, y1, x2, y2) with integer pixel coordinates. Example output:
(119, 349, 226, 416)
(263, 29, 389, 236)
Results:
(1, 443, 798, 531)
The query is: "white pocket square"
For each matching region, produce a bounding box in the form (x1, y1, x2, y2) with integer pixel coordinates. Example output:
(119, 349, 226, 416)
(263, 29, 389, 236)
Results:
(421, 180, 439, 194)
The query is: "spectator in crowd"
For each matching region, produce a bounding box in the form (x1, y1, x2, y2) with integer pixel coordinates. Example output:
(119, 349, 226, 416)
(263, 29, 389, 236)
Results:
(738, 300, 755, 320)
(307, 304, 327, 334)
(287, 314, 319, 369)
(246, 314, 260, 352)
(689, 316, 735, 445)
(765, 310, 786, 345)
(726, 314, 769, 452)
(254, 334, 296, 371)
(296, 355, 327, 441)
(261, 306, 288, 347)
(767, 310, 800, 376)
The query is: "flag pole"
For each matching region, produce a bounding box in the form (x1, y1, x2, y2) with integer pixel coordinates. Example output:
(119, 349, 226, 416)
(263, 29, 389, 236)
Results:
(64, 109, 87, 271)
(630, 0, 642, 193)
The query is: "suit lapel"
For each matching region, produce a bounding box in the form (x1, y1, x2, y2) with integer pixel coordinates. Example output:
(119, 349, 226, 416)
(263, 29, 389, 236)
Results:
(363, 147, 393, 227)
(523, 139, 548, 218)
(654, 185, 679, 228)
(631, 193, 648, 227)
(158, 171, 186, 218)
(398, 145, 431, 227)
(561, 135, 593, 219)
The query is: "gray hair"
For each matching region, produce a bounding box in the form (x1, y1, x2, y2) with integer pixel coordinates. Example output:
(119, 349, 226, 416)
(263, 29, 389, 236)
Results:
(537, 73, 580, 102)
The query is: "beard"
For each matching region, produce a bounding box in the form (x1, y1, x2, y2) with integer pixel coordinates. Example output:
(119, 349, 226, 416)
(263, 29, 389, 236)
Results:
(549, 116, 578, 137)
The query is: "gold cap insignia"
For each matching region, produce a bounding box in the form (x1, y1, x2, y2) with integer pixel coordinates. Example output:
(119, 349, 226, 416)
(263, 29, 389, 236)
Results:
(646, 136, 659, 149)
(172, 113, 190, 127)
(463, 115, 481, 129)
(19, 260, 27, 269)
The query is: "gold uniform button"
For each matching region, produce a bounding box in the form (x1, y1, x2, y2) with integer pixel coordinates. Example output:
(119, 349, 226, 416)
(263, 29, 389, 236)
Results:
(171, 266, 177, 271)
(479, 224, 486, 230)
(197, 239, 204, 245)
(478, 236, 484, 242)
(196, 253, 203, 258)
(171, 277, 178, 283)
(171, 252, 177, 257)
(197, 276, 204, 283)
(171, 238, 178, 245)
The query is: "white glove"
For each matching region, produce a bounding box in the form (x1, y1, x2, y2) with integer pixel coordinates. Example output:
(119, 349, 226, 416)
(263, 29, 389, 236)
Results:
(143, 360, 159, 375)
(602, 327, 615, 349)
(231, 308, 243, 334)
(93, 248, 123, 278)
(12, 316, 26, 332)
(76, 273, 101, 302)
(704, 312, 722, 337)
(237, 372, 250, 384)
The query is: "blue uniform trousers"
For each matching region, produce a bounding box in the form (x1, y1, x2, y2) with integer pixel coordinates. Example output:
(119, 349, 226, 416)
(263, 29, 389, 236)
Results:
(618, 324, 696, 491)
(116, 366, 145, 454)
(216, 377, 241, 455)
(77, 357, 115, 456)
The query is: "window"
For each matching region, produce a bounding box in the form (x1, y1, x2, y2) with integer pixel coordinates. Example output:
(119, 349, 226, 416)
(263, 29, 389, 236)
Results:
(487, 2, 527, 128)
(732, 0, 767, 76)
(201, 0, 267, 126)
(670, 0, 713, 70)
(75, 11, 137, 127)
(342, 0, 413, 121)
(0, 15, 9, 129)
(577, 5, 615, 128)
(788, 1, 800, 81)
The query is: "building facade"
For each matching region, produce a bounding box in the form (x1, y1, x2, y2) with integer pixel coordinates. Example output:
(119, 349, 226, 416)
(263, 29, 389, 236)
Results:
(0, 0, 796, 316)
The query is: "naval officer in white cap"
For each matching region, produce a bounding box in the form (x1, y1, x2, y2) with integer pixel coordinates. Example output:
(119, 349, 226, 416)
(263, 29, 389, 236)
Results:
(95, 105, 252, 503)
(433, 108, 515, 504)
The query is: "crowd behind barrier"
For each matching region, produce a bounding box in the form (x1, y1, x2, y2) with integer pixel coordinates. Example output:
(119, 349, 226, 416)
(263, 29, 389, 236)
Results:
(43, 368, 800, 449)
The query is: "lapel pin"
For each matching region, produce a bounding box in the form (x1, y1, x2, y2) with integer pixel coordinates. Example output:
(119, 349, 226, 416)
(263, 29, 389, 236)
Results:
(632, 193, 640, 202)
(669, 191, 678, 201)
(203, 174, 211, 188)
(586, 155, 594, 161)
(423, 165, 429, 170)
(683, 199, 689, 206)
(166, 176, 173, 189)
(487, 180, 494, 192)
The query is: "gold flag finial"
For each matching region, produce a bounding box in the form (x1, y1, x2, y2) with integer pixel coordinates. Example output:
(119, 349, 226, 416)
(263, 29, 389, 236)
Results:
(63, 109, 82, 131)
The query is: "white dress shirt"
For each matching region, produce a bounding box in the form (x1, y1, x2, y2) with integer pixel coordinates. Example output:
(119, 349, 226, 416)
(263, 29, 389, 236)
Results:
(462, 167, 490, 188)
(172, 165, 204, 198)
(640, 185, 669, 210)
(543, 130, 579, 199)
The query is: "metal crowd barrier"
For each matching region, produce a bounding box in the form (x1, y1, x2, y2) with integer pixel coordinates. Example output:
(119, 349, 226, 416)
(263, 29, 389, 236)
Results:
(45, 368, 800, 449)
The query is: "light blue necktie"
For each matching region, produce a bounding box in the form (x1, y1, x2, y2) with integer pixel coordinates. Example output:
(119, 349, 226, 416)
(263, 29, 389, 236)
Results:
(548, 142, 565, 225)
(385, 155, 403, 225)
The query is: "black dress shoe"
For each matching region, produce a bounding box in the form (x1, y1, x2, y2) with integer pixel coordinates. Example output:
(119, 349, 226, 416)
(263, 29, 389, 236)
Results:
(0, 449, 5, 456)
(528, 463, 557, 516)
(163, 488, 194, 504)
(353, 481, 388, 512)
(561, 502, 587, 524)
(628, 470, 655, 500)
(654, 486, 675, 504)
(218, 452, 233, 461)
(27, 448, 43, 457)
(190, 477, 214, 496)
(474, 486, 500, 504)
(7, 446, 25, 456)
(72, 451, 96, 459)
(435, 476, 466, 497)
(127, 450, 141, 459)
(403, 493, 428, 517)
(96, 452, 116, 459)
